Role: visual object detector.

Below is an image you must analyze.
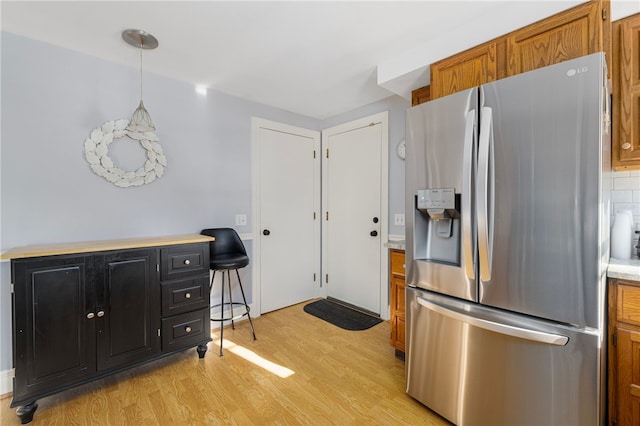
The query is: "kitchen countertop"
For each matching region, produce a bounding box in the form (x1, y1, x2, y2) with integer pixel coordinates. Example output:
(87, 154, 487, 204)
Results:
(386, 239, 405, 250)
(0, 234, 214, 260)
(608, 257, 640, 281)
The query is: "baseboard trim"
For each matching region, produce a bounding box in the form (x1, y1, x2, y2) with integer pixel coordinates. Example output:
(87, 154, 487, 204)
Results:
(0, 369, 12, 398)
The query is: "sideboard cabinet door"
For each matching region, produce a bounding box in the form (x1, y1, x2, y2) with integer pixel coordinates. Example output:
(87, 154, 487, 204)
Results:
(11, 254, 96, 406)
(94, 249, 160, 372)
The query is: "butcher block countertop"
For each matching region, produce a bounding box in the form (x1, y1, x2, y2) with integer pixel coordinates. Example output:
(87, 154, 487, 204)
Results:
(608, 257, 640, 281)
(0, 234, 214, 260)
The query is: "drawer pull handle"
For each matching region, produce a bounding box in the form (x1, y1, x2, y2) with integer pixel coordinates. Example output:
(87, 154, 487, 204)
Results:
(185, 293, 191, 299)
(97, 311, 105, 318)
(622, 142, 632, 150)
(87, 312, 95, 319)
(185, 326, 192, 333)
(184, 259, 191, 265)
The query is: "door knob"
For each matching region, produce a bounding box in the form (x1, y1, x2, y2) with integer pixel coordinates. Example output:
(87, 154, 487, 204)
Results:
(370, 230, 378, 237)
(263, 229, 271, 236)
(373, 217, 379, 223)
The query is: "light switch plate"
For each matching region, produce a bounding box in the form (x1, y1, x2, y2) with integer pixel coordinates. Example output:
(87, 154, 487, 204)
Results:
(235, 214, 247, 226)
(394, 214, 405, 226)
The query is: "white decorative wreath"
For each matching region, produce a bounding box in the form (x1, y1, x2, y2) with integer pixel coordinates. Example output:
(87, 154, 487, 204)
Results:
(84, 119, 166, 187)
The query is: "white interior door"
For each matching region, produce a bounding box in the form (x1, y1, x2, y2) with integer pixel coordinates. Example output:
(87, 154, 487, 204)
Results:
(322, 112, 388, 315)
(253, 118, 320, 314)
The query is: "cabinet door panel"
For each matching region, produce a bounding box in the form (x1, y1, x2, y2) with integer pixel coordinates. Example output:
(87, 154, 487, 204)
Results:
(95, 249, 160, 371)
(12, 255, 95, 405)
(411, 85, 430, 106)
(430, 42, 497, 99)
(506, 2, 603, 76)
(617, 327, 640, 426)
(613, 14, 640, 169)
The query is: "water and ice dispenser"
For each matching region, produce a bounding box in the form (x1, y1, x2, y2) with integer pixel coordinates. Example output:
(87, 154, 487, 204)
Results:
(414, 188, 461, 265)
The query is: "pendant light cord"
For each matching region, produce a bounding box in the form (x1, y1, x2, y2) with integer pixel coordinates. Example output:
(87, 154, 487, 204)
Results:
(139, 47, 143, 101)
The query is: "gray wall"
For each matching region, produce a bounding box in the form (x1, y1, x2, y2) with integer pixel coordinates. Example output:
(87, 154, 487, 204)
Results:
(0, 32, 408, 375)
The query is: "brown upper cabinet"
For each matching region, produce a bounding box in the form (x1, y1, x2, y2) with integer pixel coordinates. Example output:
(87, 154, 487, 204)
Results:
(612, 13, 640, 169)
(413, 1, 611, 103)
(411, 85, 430, 106)
(505, 1, 608, 77)
(430, 42, 500, 100)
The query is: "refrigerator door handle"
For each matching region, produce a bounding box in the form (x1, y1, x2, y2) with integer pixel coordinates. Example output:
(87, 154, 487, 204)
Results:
(477, 106, 494, 282)
(417, 296, 569, 346)
(462, 109, 476, 280)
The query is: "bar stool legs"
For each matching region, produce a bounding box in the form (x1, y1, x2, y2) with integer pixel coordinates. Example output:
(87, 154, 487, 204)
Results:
(210, 268, 256, 357)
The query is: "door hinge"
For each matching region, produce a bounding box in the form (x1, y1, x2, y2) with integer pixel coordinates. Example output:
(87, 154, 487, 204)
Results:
(157, 328, 161, 337)
(156, 264, 160, 273)
(325, 274, 328, 284)
(313, 150, 316, 159)
(325, 211, 329, 221)
(602, 7, 607, 20)
(326, 149, 329, 158)
(10, 283, 14, 294)
(612, 333, 617, 347)
(313, 273, 316, 282)
(313, 212, 316, 220)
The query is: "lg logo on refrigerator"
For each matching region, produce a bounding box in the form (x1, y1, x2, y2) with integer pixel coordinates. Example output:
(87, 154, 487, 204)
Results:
(566, 66, 589, 77)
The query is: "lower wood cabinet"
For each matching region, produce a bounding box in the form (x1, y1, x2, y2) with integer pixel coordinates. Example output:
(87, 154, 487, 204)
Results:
(608, 278, 640, 426)
(389, 248, 406, 358)
(9, 238, 211, 424)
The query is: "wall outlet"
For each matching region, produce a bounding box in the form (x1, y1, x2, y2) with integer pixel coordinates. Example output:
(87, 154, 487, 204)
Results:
(394, 213, 405, 226)
(235, 214, 247, 226)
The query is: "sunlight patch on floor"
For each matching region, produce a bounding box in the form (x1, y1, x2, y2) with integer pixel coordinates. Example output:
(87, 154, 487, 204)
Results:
(212, 337, 295, 378)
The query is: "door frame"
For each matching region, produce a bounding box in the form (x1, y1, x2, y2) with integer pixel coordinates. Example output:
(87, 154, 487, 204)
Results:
(320, 112, 389, 319)
(251, 117, 321, 316)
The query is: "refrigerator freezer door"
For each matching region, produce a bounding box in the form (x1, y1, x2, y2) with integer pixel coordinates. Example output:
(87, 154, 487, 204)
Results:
(479, 53, 609, 328)
(405, 88, 478, 302)
(405, 287, 604, 426)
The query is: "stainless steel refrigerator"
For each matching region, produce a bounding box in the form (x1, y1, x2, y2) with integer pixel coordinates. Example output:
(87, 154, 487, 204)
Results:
(405, 53, 611, 426)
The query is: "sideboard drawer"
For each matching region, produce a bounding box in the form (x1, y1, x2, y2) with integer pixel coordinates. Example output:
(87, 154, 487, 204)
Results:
(161, 276, 209, 316)
(161, 243, 209, 281)
(161, 308, 209, 352)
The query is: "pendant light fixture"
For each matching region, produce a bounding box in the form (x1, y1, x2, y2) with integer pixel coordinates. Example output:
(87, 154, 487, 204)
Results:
(122, 29, 158, 132)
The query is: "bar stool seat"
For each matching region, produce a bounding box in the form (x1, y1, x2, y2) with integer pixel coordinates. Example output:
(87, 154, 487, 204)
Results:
(210, 253, 249, 270)
(200, 228, 256, 356)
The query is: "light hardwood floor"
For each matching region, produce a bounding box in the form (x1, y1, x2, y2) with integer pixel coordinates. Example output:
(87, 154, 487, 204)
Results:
(1, 301, 450, 425)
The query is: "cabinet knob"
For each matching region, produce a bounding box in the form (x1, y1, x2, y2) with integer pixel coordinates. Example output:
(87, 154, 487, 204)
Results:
(185, 326, 192, 333)
(87, 312, 95, 319)
(97, 311, 105, 318)
(184, 259, 191, 265)
(622, 142, 632, 150)
(185, 293, 191, 299)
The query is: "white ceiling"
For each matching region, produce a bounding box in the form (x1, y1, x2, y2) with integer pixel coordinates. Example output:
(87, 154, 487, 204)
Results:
(2, 1, 639, 119)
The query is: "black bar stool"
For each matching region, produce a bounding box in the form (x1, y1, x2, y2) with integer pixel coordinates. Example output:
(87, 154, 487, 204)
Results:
(200, 228, 256, 356)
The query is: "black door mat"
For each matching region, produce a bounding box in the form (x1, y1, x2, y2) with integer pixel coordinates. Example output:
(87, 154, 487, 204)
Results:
(303, 299, 383, 331)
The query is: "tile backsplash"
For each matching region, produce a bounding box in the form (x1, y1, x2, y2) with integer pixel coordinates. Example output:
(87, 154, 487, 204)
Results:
(612, 171, 640, 249)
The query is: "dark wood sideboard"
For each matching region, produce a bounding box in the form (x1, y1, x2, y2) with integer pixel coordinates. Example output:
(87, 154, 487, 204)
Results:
(2, 234, 213, 424)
